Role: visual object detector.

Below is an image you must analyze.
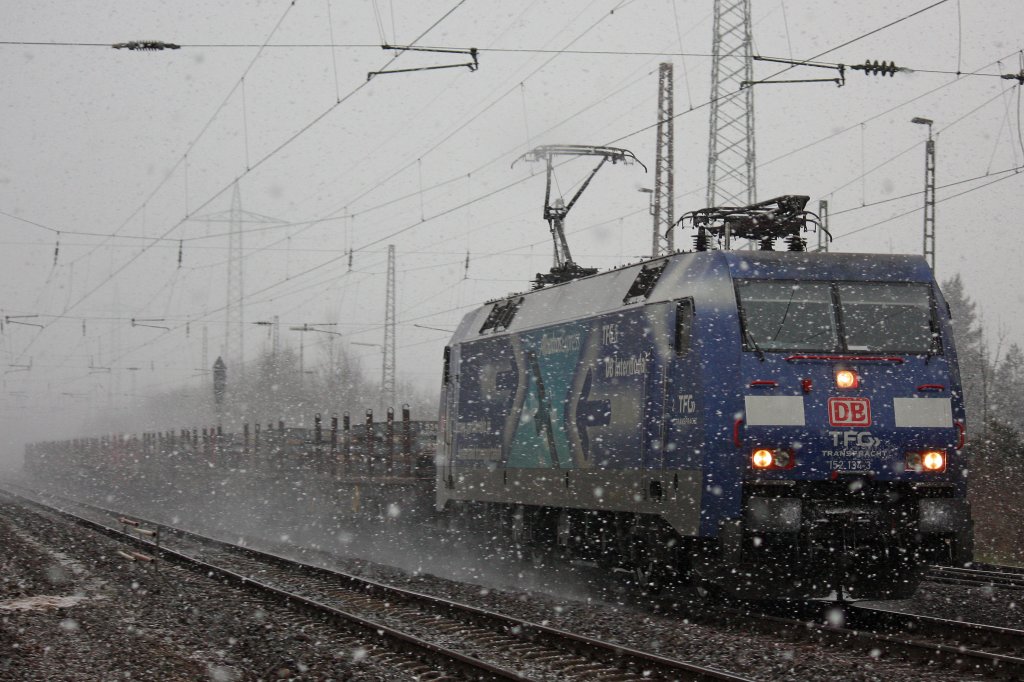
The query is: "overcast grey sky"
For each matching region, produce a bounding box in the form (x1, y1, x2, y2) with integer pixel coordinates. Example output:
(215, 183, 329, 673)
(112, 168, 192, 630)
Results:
(2, 0, 1023, 449)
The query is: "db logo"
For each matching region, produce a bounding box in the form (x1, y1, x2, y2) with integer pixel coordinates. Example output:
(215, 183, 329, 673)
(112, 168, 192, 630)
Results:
(828, 397, 871, 427)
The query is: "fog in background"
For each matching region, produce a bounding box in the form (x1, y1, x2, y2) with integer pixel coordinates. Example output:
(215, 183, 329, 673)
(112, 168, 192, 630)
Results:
(3, 0, 1023, 467)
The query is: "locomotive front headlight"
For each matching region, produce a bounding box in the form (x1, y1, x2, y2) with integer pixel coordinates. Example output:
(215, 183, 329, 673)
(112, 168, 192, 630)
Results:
(922, 450, 946, 472)
(751, 448, 774, 469)
(905, 450, 946, 473)
(835, 369, 859, 389)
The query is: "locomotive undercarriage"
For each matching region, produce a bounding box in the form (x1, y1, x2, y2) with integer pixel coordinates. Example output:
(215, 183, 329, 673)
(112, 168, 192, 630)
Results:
(444, 500, 695, 589)
(718, 479, 973, 599)
(444, 476, 971, 600)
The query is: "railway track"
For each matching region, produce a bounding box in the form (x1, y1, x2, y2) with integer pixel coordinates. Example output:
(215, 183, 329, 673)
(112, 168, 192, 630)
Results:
(926, 564, 1024, 590)
(14, 481, 1024, 679)
(849, 603, 1024, 665)
(0, 484, 748, 682)
(703, 600, 1024, 680)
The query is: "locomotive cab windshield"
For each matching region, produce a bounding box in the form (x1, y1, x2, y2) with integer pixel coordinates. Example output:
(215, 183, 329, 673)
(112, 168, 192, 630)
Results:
(737, 279, 939, 354)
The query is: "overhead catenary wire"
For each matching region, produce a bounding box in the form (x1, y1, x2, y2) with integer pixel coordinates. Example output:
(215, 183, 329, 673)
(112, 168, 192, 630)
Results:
(832, 167, 1023, 241)
(12, 0, 471, 363)
(305, 43, 998, 251)
(76, 159, 1024, 376)
(14, 47, 1013, 251)
(305, 0, 624, 230)
(5, 20, 1004, 255)
(827, 165, 1023, 217)
(15, 41, 1015, 73)
(603, 0, 959, 153)
(16, 107, 1007, 382)
(39, 0, 468, 307)
(61, 0, 303, 272)
(8, 0, 1015, 403)
(344, 0, 980, 261)
(33, 71, 1006, 384)
(820, 85, 1017, 201)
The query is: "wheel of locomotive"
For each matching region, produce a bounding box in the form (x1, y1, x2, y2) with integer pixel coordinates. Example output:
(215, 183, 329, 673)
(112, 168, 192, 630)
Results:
(507, 505, 546, 566)
(690, 567, 727, 600)
(629, 520, 677, 593)
(442, 503, 473, 550)
(526, 508, 558, 568)
(528, 540, 553, 567)
(509, 504, 530, 562)
(555, 509, 574, 561)
(593, 514, 618, 569)
(631, 544, 662, 592)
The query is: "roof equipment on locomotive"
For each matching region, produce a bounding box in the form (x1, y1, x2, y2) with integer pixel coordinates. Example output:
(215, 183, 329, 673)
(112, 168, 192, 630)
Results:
(513, 144, 646, 287)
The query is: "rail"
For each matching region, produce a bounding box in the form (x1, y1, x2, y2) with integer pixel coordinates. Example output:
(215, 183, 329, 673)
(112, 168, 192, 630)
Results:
(0, 483, 749, 682)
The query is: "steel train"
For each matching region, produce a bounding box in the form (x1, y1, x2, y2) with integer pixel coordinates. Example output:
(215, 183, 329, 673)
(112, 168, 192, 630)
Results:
(437, 195, 972, 599)
(24, 195, 973, 600)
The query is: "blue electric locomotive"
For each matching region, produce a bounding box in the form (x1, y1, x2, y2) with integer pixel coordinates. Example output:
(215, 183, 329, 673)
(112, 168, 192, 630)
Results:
(437, 195, 971, 599)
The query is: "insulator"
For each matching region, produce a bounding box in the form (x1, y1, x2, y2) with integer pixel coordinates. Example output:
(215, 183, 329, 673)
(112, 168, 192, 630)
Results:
(694, 230, 709, 252)
(859, 59, 898, 77)
(786, 235, 806, 252)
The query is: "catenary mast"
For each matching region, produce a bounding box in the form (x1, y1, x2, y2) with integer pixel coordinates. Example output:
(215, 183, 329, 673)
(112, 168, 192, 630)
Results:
(707, 0, 757, 244)
(652, 62, 675, 257)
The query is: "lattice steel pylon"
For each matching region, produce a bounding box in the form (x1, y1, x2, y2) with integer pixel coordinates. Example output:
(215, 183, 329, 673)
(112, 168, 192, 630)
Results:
(226, 184, 244, 365)
(194, 183, 284, 367)
(911, 117, 936, 271)
(923, 133, 936, 271)
(653, 62, 675, 257)
(707, 0, 757, 219)
(382, 244, 396, 410)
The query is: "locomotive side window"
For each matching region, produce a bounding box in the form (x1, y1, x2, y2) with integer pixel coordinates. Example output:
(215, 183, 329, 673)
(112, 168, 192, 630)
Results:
(837, 283, 937, 353)
(737, 281, 838, 352)
(676, 298, 694, 355)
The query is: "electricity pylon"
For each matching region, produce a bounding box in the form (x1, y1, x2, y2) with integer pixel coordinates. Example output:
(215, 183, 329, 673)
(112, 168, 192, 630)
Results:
(194, 183, 285, 367)
(382, 244, 396, 411)
(707, 0, 757, 216)
(653, 63, 675, 257)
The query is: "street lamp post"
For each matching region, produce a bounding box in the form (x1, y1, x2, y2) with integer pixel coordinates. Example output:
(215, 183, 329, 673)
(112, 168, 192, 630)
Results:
(911, 117, 936, 272)
(638, 187, 658, 257)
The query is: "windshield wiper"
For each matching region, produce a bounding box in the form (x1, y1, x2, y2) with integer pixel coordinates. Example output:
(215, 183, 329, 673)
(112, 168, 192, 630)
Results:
(745, 328, 766, 362)
(925, 319, 940, 364)
(772, 289, 797, 341)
